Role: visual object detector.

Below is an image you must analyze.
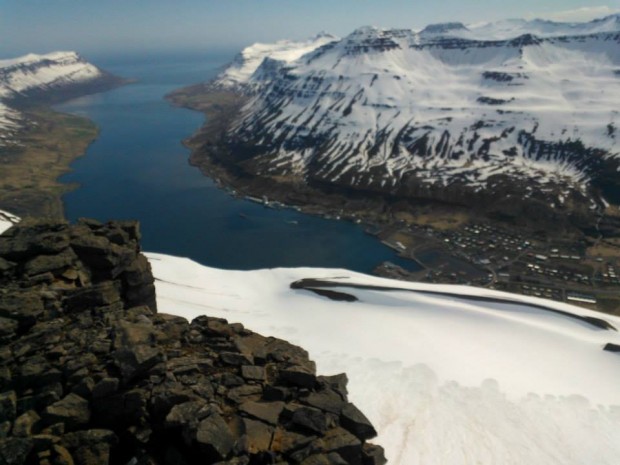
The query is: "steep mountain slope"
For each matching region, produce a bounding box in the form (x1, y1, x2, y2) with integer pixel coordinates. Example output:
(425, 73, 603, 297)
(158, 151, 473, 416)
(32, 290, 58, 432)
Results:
(202, 15, 620, 220)
(0, 102, 22, 145)
(0, 51, 123, 145)
(213, 32, 339, 91)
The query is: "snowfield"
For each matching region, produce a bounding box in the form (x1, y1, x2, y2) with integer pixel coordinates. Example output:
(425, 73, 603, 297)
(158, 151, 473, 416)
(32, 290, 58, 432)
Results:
(148, 252, 620, 465)
(0, 210, 19, 234)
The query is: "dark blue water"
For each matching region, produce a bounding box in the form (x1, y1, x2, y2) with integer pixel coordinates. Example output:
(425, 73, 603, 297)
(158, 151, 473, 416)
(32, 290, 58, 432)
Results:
(58, 54, 420, 273)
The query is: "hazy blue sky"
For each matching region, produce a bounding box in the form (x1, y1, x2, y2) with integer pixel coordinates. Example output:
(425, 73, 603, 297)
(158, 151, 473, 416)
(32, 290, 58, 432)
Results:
(2, 1, 620, 59)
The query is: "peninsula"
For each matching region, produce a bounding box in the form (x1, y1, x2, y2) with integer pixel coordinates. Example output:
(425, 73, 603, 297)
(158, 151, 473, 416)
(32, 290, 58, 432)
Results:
(0, 52, 126, 218)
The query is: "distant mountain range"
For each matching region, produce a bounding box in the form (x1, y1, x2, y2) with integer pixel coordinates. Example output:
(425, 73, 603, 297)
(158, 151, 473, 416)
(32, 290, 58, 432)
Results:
(0, 51, 123, 146)
(204, 15, 620, 219)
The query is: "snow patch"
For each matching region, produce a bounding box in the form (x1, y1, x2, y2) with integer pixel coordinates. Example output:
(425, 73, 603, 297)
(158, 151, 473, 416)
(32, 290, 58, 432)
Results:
(0, 210, 20, 234)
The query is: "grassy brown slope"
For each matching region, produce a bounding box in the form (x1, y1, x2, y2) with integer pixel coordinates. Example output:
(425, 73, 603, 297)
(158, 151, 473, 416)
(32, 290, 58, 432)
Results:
(0, 108, 98, 218)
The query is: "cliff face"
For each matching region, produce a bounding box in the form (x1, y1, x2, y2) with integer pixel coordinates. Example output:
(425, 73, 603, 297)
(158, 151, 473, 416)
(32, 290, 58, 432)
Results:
(0, 220, 384, 465)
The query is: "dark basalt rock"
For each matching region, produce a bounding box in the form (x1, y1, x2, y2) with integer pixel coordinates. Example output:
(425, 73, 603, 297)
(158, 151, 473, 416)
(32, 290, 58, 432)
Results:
(603, 343, 620, 353)
(0, 220, 385, 465)
(340, 404, 377, 441)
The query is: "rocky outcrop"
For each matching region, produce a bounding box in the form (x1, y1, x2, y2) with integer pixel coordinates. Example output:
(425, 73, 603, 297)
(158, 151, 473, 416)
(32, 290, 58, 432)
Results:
(0, 220, 385, 465)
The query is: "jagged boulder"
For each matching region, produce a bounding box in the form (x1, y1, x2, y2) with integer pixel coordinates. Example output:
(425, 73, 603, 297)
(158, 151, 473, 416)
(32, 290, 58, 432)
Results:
(0, 220, 385, 465)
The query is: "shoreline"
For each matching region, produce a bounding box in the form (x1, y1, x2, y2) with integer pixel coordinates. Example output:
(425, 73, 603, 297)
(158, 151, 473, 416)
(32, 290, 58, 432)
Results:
(0, 107, 100, 219)
(0, 79, 128, 219)
(168, 86, 620, 316)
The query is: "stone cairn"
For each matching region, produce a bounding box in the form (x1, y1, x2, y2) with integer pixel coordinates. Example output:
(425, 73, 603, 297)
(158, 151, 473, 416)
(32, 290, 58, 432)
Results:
(0, 219, 386, 465)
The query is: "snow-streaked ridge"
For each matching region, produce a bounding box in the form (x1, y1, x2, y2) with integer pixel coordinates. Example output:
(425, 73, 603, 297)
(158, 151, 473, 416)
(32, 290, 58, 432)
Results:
(0, 51, 106, 146)
(148, 252, 620, 465)
(212, 15, 620, 210)
(213, 33, 339, 91)
(0, 51, 103, 100)
(466, 13, 620, 40)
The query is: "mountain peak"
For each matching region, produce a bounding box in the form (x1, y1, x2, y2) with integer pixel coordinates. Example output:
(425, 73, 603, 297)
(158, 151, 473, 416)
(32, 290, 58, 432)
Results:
(0, 50, 84, 68)
(213, 33, 339, 90)
(348, 25, 383, 37)
(313, 31, 338, 40)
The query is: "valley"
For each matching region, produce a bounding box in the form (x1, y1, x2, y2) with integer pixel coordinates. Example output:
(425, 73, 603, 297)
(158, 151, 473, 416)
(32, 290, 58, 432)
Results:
(171, 85, 620, 314)
(4, 5, 620, 465)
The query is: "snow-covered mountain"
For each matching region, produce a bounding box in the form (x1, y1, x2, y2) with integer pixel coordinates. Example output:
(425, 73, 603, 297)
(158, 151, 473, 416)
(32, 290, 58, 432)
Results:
(0, 51, 122, 145)
(209, 15, 620, 214)
(214, 32, 339, 91)
(149, 252, 620, 465)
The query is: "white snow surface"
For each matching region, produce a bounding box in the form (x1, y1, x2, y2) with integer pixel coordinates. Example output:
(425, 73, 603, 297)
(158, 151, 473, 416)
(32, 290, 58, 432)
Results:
(0, 51, 103, 146)
(215, 15, 620, 202)
(0, 210, 20, 234)
(149, 252, 620, 465)
(0, 51, 102, 99)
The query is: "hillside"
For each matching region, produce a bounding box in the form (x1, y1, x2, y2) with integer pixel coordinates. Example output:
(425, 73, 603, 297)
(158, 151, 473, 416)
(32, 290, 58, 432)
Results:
(0, 52, 125, 217)
(172, 15, 620, 232)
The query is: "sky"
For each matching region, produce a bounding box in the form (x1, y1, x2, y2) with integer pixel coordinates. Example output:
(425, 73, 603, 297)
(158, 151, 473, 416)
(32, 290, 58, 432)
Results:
(2, 1, 620, 59)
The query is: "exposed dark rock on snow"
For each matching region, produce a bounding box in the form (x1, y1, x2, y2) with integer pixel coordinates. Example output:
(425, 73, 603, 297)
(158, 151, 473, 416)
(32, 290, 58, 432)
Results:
(0, 220, 384, 465)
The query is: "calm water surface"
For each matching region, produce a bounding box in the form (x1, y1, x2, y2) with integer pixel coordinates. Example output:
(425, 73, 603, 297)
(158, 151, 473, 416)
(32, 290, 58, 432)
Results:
(58, 54, 419, 273)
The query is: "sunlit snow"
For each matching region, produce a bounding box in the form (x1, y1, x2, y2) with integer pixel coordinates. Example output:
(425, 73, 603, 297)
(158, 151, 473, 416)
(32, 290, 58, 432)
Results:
(149, 252, 620, 465)
(0, 51, 103, 146)
(215, 33, 339, 90)
(0, 210, 20, 234)
(216, 16, 620, 201)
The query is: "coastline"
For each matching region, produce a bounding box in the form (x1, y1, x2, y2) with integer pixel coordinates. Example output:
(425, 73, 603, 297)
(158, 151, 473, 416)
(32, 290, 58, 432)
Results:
(0, 107, 99, 219)
(0, 79, 129, 219)
(167, 88, 472, 229)
(167, 85, 620, 316)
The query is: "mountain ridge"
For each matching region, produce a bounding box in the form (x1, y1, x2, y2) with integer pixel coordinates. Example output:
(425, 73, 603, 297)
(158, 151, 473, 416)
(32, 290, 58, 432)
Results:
(179, 14, 620, 229)
(0, 51, 125, 146)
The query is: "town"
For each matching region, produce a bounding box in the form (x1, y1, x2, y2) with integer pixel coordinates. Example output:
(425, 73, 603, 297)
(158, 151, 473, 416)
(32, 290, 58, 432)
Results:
(237, 188, 620, 315)
(373, 220, 620, 315)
